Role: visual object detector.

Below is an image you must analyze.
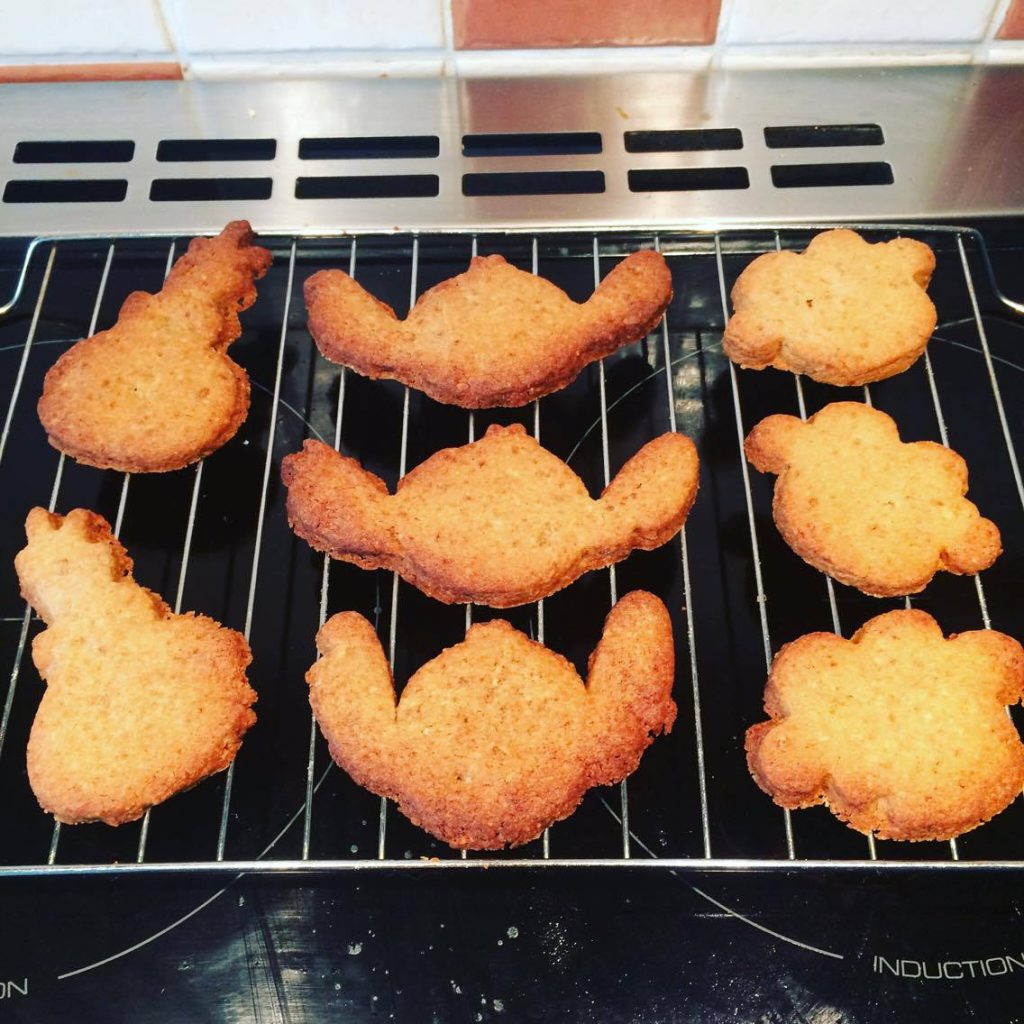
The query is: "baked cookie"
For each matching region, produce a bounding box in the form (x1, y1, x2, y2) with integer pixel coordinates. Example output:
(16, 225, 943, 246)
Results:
(746, 609, 1024, 841)
(15, 508, 256, 826)
(283, 423, 698, 607)
(308, 590, 675, 849)
(39, 220, 272, 472)
(305, 249, 672, 408)
(745, 402, 1000, 596)
(723, 229, 936, 385)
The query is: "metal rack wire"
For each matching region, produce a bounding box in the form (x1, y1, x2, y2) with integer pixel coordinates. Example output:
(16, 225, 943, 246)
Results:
(0, 222, 1022, 875)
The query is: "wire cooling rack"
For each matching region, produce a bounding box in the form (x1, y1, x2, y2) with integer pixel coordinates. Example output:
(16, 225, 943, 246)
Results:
(0, 223, 1022, 875)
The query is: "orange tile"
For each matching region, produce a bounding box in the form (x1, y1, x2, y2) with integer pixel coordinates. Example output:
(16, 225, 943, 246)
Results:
(999, 0, 1024, 38)
(0, 62, 183, 84)
(454, 0, 721, 49)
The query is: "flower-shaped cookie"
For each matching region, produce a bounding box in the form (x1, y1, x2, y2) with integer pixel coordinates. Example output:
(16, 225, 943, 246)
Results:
(746, 609, 1024, 841)
(724, 228, 936, 385)
(745, 402, 1001, 596)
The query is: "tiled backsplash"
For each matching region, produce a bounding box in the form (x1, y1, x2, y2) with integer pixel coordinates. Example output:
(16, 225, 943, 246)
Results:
(0, 0, 1021, 79)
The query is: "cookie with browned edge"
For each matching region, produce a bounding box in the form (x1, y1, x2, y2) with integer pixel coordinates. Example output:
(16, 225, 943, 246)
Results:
(305, 249, 672, 408)
(307, 591, 675, 850)
(283, 423, 698, 607)
(723, 229, 936, 385)
(15, 508, 256, 826)
(746, 609, 1024, 841)
(39, 220, 272, 472)
(745, 402, 1000, 596)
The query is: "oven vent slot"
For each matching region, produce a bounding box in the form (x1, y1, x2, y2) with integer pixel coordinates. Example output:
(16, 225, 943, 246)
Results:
(3, 179, 127, 203)
(156, 139, 276, 162)
(149, 177, 273, 201)
(462, 132, 602, 157)
(770, 161, 893, 188)
(462, 170, 604, 196)
(296, 174, 440, 199)
(13, 140, 135, 163)
(764, 123, 885, 148)
(628, 167, 749, 192)
(299, 136, 440, 160)
(624, 128, 742, 152)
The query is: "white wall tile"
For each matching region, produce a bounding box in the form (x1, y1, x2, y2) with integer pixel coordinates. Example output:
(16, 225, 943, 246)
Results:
(0, 0, 172, 56)
(725, 0, 997, 45)
(167, 0, 445, 54)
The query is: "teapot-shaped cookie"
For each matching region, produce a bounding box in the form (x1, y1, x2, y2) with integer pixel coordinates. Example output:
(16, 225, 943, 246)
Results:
(282, 422, 699, 607)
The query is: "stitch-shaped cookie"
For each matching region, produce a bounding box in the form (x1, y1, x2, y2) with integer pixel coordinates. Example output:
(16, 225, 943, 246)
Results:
(39, 221, 272, 472)
(282, 423, 698, 607)
(305, 249, 672, 408)
(15, 508, 256, 826)
(307, 591, 675, 849)
(723, 229, 936, 385)
(746, 609, 1024, 841)
(745, 402, 1000, 596)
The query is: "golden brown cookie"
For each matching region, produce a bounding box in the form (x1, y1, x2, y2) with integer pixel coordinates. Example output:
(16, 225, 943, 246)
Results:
(746, 609, 1024, 841)
(282, 423, 698, 608)
(38, 221, 272, 472)
(15, 508, 256, 826)
(745, 402, 1000, 596)
(305, 249, 672, 408)
(307, 590, 675, 849)
(723, 229, 936, 385)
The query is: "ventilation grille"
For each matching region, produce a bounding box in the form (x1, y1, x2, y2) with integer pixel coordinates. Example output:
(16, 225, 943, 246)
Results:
(1, 124, 893, 206)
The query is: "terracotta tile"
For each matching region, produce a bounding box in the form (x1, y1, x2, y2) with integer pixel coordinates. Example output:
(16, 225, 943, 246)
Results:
(454, 0, 721, 49)
(0, 62, 183, 83)
(999, 0, 1024, 38)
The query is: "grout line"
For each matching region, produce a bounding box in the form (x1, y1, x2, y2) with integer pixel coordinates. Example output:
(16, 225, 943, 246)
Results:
(155, 0, 193, 78)
(440, 0, 457, 75)
(711, 0, 739, 69)
(979, 0, 1016, 63)
(150, 0, 179, 56)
